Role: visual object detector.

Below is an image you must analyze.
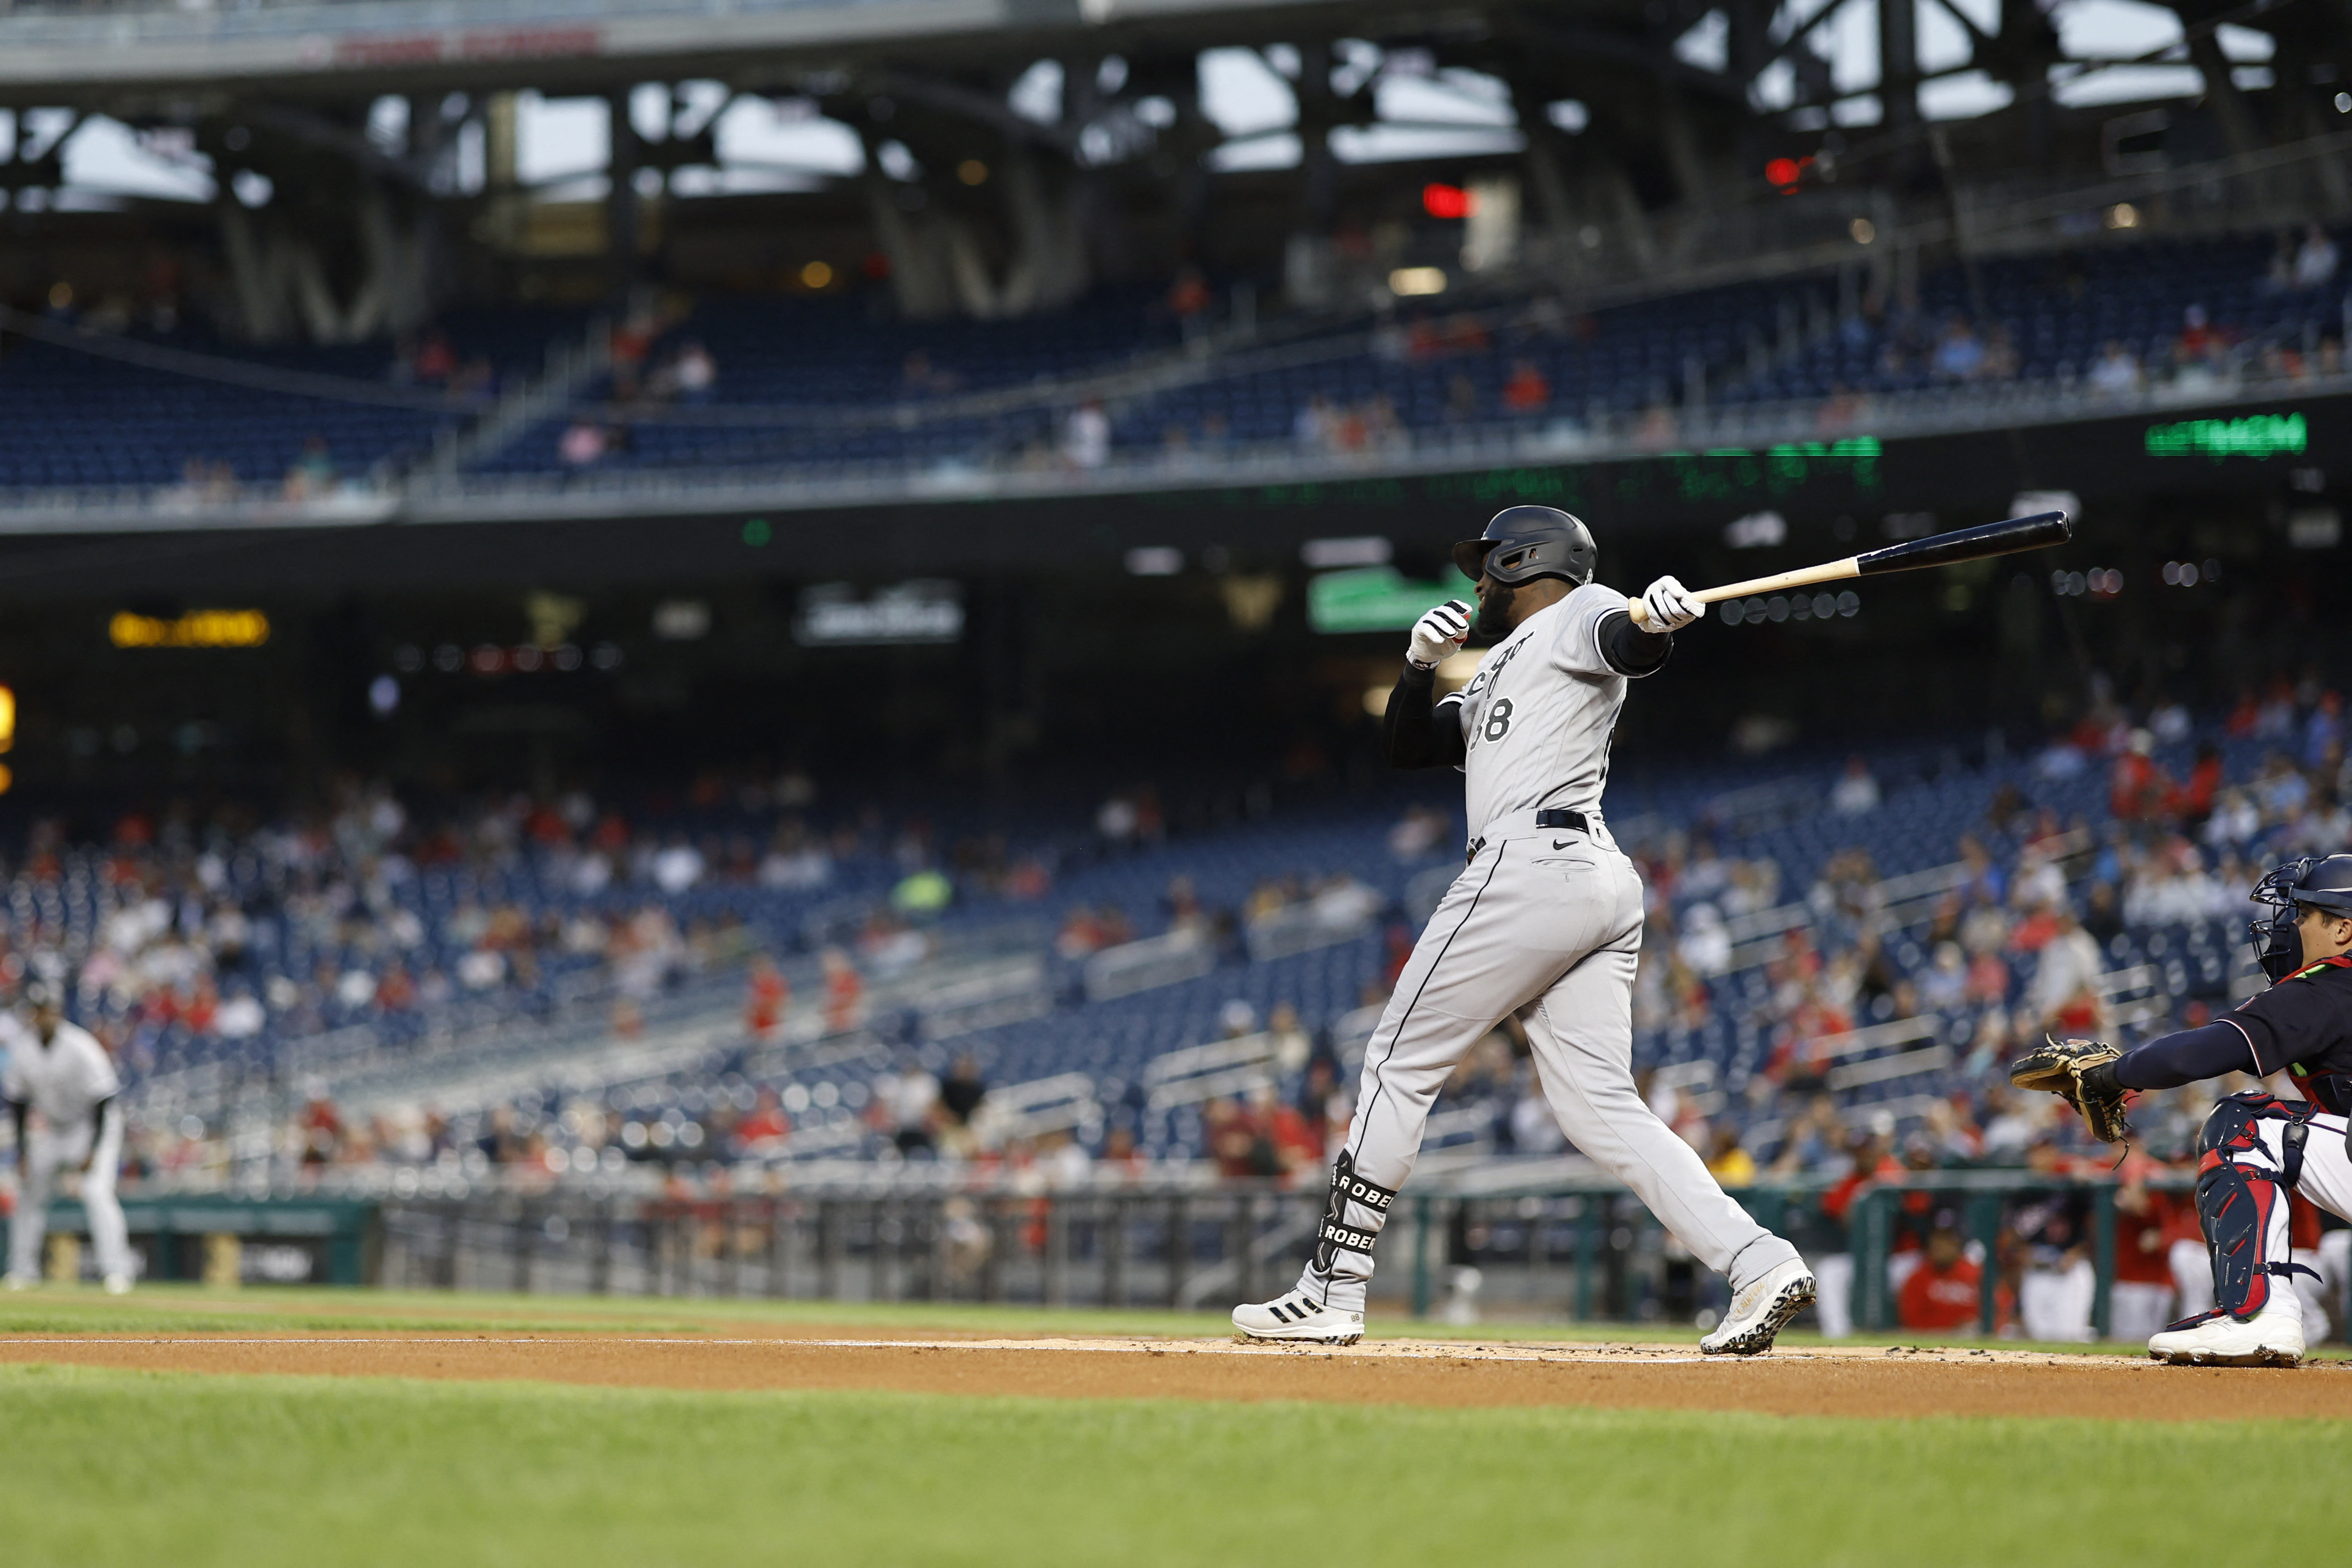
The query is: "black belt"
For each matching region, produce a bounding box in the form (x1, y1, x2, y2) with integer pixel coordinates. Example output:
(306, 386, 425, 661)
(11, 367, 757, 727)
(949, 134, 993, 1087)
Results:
(1467, 808, 1589, 863)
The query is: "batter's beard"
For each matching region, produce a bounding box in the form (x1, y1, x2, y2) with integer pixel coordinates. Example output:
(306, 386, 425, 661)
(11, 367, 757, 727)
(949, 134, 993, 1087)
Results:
(1472, 584, 1517, 639)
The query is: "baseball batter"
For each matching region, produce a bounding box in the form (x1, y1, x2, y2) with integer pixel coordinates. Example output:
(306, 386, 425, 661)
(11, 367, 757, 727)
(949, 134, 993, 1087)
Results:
(4, 986, 134, 1293)
(1234, 507, 1816, 1352)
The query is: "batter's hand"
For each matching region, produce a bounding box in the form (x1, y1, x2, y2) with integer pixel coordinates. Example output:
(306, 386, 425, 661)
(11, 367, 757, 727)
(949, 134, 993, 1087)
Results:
(1407, 599, 1472, 669)
(1640, 576, 1702, 632)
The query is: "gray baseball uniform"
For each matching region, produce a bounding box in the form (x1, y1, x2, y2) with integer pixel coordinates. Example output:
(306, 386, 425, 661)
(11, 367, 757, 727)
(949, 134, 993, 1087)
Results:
(1294, 584, 1799, 1313)
(4, 1018, 133, 1285)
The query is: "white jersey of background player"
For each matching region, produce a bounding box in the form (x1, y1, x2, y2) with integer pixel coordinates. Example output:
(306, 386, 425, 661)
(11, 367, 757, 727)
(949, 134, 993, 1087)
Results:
(4, 987, 134, 1292)
(1234, 506, 1815, 1353)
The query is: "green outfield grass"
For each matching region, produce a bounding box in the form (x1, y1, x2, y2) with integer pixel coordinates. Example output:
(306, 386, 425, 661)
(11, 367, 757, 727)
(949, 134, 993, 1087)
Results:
(7, 1281, 2317, 1357)
(0, 1361, 2345, 1568)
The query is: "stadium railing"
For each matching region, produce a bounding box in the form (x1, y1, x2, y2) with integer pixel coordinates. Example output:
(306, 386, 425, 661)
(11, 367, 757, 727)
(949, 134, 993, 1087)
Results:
(27, 1166, 2325, 1345)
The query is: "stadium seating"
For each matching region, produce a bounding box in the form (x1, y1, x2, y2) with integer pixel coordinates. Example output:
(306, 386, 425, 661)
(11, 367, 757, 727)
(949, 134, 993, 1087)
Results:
(64, 693, 2333, 1184)
(11, 230, 2335, 496)
(0, 306, 578, 492)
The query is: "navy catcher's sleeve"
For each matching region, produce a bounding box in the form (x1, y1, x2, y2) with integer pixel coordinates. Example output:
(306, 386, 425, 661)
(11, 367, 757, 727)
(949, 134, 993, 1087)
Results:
(2113, 1021, 2259, 1090)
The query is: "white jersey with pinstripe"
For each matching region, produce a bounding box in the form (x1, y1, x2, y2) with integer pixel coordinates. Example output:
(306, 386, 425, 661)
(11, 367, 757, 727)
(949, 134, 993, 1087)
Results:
(1440, 581, 1643, 846)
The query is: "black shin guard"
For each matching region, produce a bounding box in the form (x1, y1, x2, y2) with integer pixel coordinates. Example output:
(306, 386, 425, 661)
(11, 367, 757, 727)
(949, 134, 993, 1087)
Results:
(1310, 1152, 1398, 1278)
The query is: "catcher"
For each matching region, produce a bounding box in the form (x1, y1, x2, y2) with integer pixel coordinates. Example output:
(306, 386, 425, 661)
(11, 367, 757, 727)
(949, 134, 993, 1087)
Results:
(2012, 853, 2352, 1365)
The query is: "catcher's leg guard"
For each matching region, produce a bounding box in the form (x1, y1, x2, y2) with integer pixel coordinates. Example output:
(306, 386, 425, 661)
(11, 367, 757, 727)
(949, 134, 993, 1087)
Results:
(1294, 1152, 1398, 1312)
(2191, 1093, 2321, 1323)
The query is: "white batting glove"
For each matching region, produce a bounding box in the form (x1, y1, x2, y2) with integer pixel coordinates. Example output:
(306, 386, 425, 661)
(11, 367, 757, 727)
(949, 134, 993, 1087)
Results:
(1641, 576, 1702, 632)
(1407, 599, 1472, 669)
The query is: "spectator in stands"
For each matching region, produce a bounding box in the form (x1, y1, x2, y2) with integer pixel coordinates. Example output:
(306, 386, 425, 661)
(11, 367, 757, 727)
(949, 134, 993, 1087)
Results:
(1896, 1223, 1983, 1334)
(1444, 375, 1480, 424)
(1387, 804, 1449, 859)
(1294, 394, 1336, 450)
(939, 1054, 987, 1129)
(1930, 317, 1984, 380)
(560, 418, 607, 466)
(2295, 223, 2340, 290)
(671, 340, 716, 402)
(1060, 400, 1110, 469)
(2109, 729, 2170, 820)
(1675, 902, 1732, 977)
(282, 436, 337, 500)
(412, 329, 457, 383)
(1979, 324, 2020, 381)
(2174, 304, 2224, 367)
(1829, 755, 1881, 815)
(819, 947, 864, 1032)
(1500, 358, 1550, 413)
(1704, 1125, 1756, 1186)
(877, 1059, 941, 1156)
(2087, 340, 2140, 398)
(1635, 401, 1677, 448)
(2022, 904, 2107, 1039)
(1168, 265, 1211, 329)
(733, 1089, 790, 1155)
(1296, 1056, 1343, 1160)
(744, 956, 789, 1041)
(1265, 1003, 1312, 1073)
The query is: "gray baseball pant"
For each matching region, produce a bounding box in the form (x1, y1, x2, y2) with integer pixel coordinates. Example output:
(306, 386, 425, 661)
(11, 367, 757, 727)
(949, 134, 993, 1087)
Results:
(1296, 814, 1797, 1313)
(9, 1108, 132, 1283)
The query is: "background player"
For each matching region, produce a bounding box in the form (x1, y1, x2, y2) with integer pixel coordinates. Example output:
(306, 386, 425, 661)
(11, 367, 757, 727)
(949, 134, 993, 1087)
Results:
(2011, 853, 2352, 1364)
(4, 984, 134, 1293)
(1232, 506, 1816, 1352)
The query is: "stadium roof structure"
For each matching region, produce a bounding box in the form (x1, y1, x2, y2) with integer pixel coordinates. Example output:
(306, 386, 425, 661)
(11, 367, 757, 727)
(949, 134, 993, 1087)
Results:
(6, 0, 2348, 314)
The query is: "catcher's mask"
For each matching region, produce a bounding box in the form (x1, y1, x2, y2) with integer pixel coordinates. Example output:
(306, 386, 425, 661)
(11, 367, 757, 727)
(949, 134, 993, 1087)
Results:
(2248, 852, 2352, 982)
(1450, 506, 1596, 588)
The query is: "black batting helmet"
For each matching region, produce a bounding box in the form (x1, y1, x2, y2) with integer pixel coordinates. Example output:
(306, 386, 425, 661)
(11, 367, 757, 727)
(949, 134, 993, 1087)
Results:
(1451, 506, 1596, 588)
(2248, 853, 2352, 982)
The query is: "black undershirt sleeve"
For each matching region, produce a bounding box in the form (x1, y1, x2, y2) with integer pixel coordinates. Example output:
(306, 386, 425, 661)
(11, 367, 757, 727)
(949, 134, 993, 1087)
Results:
(2112, 1020, 2261, 1091)
(1596, 611, 1673, 678)
(1382, 664, 1467, 769)
(6, 1099, 24, 1168)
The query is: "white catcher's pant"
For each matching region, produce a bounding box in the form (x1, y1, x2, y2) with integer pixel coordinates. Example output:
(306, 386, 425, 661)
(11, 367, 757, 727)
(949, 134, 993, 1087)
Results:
(1297, 817, 1795, 1313)
(2202, 1104, 2352, 1342)
(8, 1110, 132, 1283)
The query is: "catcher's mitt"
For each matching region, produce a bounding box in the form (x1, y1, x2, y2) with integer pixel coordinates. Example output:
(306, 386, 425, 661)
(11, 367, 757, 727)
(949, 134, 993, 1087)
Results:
(2009, 1036, 2130, 1143)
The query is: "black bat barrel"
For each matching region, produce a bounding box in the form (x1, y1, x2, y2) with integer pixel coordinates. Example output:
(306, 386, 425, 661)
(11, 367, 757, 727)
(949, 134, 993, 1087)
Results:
(1852, 511, 2072, 576)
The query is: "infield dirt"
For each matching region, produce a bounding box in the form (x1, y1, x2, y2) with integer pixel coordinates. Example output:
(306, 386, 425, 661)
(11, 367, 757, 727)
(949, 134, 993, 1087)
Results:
(5, 1328, 2350, 1420)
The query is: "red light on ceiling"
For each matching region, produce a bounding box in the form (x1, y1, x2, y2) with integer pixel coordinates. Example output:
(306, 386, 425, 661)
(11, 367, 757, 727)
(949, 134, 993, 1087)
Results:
(1422, 182, 1476, 219)
(1764, 157, 1801, 188)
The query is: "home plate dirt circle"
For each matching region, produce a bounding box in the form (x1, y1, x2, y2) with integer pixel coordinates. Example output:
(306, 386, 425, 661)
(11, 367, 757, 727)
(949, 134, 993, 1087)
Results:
(4, 1330, 2351, 1420)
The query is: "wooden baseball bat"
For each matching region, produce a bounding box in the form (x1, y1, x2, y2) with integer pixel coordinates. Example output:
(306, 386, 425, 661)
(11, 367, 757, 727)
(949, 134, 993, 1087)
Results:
(1627, 510, 2073, 626)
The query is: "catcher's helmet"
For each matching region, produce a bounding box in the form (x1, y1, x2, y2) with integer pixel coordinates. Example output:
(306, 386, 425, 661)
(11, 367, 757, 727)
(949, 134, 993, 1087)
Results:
(2247, 852, 2352, 982)
(1451, 506, 1596, 588)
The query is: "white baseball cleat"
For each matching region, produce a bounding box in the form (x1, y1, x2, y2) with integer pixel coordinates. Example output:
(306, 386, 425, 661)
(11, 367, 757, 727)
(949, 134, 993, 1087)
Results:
(2, 1273, 35, 1292)
(2147, 1304, 2303, 1367)
(1232, 1290, 1365, 1345)
(102, 1274, 133, 1296)
(1701, 1257, 1817, 1356)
